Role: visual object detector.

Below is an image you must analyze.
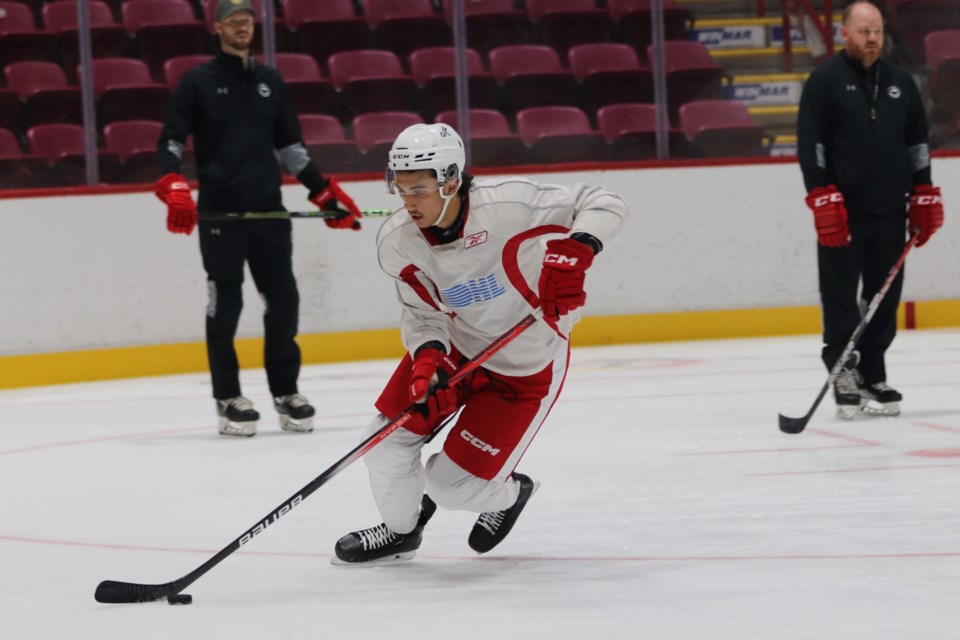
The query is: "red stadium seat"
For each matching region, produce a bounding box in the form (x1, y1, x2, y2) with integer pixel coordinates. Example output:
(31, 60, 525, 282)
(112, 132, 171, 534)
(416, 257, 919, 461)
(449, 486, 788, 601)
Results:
(890, 0, 960, 67)
(679, 100, 768, 158)
(351, 111, 424, 170)
(607, 0, 694, 62)
(89, 58, 171, 124)
(103, 119, 165, 183)
(488, 44, 579, 115)
(122, 0, 209, 81)
(440, 0, 530, 56)
(297, 113, 364, 173)
(283, 0, 370, 69)
(327, 50, 419, 120)
(363, 0, 450, 60)
(408, 47, 498, 117)
(0, 88, 20, 135)
(925, 30, 960, 123)
(275, 53, 336, 115)
(163, 55, 212, 89)
(568, 43, 653, 112)
(596, 102, 686, 159)
(525, 0, 614, 63)
(26, 123, 122, 184)
(4, 61, 83, 127)
(0, 126, 47, 188)
(0, 2, 58, 64)
(435, 108, 528, 167)
(515, 105, 606, 163)
(43, 1, 129, 82)
(648, 41, 727, 122)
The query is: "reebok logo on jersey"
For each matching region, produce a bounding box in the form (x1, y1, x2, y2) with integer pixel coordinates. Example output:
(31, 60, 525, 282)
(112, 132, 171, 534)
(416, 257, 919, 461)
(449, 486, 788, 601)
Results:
(460, 430, 500, 456)
(440, 274, 506, 308)
(465, 231, 488, 248)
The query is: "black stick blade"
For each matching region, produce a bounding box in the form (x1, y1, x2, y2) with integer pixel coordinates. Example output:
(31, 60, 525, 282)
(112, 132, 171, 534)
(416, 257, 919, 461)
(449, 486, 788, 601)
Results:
(95, 580, 178, 603)
(778, 413, 809, 434)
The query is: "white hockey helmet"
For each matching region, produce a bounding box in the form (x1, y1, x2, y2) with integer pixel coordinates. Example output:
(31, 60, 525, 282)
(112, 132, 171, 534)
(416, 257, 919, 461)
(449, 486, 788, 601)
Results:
(385, 123, 466, 193)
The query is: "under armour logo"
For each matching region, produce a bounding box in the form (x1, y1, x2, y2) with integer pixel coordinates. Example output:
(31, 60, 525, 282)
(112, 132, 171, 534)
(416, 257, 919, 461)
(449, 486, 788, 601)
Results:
(217, 87, 228, 95)
(210, 228, 221, 235)
(846, 84, 857, 91)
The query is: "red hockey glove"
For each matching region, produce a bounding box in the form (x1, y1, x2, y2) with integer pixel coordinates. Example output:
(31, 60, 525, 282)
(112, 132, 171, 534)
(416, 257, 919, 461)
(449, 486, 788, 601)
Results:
(409, 347, 459, 403)
(538, 237, 595, 321)
(403, 386, 459, 436)
(805, 185, 850, 248)
(309, 178, 362, 231)
(908, 184, 944, 248)
(155, 173, 197, 235)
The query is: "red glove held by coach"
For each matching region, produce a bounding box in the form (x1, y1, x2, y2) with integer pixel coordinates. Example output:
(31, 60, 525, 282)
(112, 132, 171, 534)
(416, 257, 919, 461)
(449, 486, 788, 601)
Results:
(908, 184, 944, 248)
(538, 237, 595, 321)
(309, 178, 363, 231)
(805, 185, 850, 248)
(155, 173, 197, 235)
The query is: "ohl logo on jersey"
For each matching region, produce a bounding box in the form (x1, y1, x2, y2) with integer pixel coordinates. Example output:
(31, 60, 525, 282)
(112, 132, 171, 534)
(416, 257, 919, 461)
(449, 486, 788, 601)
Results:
(440, 273, 506, 308)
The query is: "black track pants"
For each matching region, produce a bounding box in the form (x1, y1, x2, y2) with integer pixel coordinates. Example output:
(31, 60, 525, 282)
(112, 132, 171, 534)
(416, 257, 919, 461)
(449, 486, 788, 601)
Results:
(817, 208, 907, 385)
(198, 219, 301, 400)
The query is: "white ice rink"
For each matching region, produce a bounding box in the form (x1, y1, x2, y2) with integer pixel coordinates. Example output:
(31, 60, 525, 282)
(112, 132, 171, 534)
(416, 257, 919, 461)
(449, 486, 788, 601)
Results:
(2, 329, 959, 639)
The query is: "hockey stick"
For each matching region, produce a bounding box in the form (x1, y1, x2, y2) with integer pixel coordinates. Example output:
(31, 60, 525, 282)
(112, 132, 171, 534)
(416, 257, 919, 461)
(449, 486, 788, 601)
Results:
(94, 309, 542, 604)
(200, 209, 395, 222)
(778, 231, 919, 434)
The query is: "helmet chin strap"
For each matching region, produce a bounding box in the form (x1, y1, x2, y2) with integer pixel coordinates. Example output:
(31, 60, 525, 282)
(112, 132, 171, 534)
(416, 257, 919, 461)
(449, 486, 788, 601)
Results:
(431, 183, 459, 228)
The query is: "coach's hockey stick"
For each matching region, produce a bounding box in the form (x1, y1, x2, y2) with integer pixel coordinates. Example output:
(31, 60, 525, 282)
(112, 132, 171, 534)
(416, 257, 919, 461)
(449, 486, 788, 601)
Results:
(778, 231, 919, 434)
(94, 309, 542, 604)
(200, 209, 394, 221)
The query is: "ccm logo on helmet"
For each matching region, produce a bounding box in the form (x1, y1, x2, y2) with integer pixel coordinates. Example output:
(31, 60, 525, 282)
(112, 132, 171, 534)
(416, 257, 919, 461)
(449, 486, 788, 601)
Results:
(914, 195, 942, 205)
(813, 192, 843, 207)
(544, 253, 581, 266)
(460, 430, 500, 456)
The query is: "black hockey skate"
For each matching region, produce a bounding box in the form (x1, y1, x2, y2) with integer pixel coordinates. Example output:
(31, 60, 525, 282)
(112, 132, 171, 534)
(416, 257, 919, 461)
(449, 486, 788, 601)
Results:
(216, 396, 259, 437)
(468, 473, 540, 554)
(834, 352, 864, 420)
(332, 495, 437, 566)
(273, 393, 316, 432)
(859, 381, 902, 416)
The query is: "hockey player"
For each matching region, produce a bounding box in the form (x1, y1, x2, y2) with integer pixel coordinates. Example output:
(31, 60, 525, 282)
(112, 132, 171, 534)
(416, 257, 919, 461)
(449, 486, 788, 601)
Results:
(797, 0, 944, 419)
(332, 124, 628, 564)
(155, 0, 364, 436)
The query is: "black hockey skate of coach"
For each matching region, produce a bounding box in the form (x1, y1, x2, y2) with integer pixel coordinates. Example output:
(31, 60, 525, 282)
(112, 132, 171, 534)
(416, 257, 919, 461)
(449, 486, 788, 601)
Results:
(155, 0, 364, 437)
(797, 0, 944, 419)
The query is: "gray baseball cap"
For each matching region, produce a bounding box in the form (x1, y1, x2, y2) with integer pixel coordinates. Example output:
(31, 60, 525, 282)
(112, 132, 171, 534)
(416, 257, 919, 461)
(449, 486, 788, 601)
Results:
(215, 0, 255, 22)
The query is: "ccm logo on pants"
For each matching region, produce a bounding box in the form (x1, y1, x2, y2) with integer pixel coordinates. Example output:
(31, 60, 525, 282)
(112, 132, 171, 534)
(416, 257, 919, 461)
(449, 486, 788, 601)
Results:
(461, 430, 500, 456)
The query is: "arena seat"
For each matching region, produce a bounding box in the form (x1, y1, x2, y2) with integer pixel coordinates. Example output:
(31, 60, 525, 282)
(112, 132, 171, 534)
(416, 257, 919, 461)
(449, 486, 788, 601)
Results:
(435, 108, 529, 167)
(515, 105, 606, 163)
(408, 47, 498, 118)
(327, 50, 419, 120)
(351, 111, 425, 170)
(488, 44, 579, 116)
(679, 100, 769, 158)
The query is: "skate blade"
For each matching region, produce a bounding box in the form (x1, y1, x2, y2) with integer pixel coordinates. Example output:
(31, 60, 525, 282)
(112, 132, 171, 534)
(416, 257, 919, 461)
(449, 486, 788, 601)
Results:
(218, 418, 257, 437)
(861, 401, 900, 417)
(835, 404, 862, 420)
(329, 551, 417, 567)
(279, 415, 314, 433)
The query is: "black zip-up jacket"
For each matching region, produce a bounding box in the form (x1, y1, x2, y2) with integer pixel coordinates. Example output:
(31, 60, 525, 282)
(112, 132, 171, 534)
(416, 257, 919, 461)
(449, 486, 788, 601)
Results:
(158, 49, 327, 215)
(797, 50, 932, 216)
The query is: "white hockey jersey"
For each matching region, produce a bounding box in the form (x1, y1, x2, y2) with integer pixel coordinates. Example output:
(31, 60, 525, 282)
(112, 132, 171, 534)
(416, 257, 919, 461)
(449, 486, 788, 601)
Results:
(376, 176, 629, 377)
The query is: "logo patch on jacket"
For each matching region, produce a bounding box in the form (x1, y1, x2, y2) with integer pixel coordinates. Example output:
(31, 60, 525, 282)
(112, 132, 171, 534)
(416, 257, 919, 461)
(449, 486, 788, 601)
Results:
(440, 274, 506, 308)
(887, 85, 901, 99)
(258, 83, 271, 98)
(465, 231, 488, 248)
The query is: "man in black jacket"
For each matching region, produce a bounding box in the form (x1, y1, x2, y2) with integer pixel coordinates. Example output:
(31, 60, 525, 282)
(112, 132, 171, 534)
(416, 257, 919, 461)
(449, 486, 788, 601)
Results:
(155, 0, 363, 437)
(797, 0, 944, 419)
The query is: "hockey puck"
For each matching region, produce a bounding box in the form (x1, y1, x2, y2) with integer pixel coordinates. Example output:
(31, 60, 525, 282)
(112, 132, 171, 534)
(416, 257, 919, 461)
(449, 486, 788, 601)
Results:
(167, 594, 193, 605)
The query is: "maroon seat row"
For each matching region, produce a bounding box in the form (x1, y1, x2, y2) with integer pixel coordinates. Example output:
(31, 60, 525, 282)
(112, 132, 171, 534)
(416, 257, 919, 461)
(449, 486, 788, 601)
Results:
(0, 101, 767, 188)
(0, 41, 725, 137)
